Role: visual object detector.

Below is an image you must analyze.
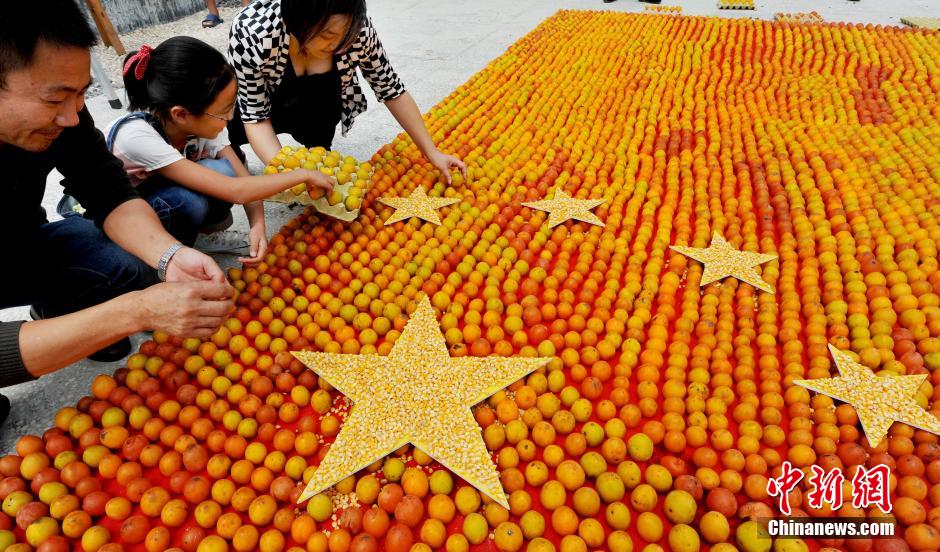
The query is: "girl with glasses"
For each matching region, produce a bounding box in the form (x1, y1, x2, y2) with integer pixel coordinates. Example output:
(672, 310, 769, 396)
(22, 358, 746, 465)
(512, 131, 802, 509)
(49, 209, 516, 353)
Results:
(105, 37, 334, 262)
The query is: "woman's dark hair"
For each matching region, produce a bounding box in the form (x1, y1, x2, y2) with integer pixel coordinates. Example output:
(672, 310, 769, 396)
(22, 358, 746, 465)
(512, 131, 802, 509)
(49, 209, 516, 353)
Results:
(123, 37, 235, 120)
(282, 0, 367, 54)
(0, 0, 97, 87)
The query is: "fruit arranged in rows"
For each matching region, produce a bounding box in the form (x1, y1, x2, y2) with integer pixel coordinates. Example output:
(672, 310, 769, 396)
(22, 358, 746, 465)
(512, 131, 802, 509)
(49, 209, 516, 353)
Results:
(2, 9, 940, 552)
(644, 5, 682, 15)
(717, 0, 755, 10)
(773, 12, 824, 25)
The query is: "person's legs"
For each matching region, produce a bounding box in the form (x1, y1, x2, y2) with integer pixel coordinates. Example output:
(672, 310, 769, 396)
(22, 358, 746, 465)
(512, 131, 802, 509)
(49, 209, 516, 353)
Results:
(271, 110, 338, 151)
(2, 236, 65, 311)
(228, 101, 338, 159)
(0, 218, 153, 414)
(145, 186, 211, 246)
(203, 0, 223, 27)
(28, 215, 158, 318)
(196, 158, 236, 230)
(142, 159, 235, 245)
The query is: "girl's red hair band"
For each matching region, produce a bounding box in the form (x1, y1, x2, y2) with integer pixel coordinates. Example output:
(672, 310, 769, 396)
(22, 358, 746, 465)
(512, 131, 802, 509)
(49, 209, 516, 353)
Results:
(123, 45, 154, 80)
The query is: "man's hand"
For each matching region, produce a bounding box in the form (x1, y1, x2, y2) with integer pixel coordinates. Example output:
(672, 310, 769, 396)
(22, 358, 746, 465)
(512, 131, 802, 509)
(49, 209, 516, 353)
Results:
(165, 247, 227, 283)
(136, 281, 234, 339)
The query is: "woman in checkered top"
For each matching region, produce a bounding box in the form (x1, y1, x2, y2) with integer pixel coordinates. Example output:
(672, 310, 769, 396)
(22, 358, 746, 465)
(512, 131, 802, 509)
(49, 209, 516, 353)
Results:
(227, 0, 466, 183)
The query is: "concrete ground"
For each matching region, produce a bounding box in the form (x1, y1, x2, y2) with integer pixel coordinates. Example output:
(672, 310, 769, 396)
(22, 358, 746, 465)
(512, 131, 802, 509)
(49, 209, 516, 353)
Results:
(1, 0, 936, 451)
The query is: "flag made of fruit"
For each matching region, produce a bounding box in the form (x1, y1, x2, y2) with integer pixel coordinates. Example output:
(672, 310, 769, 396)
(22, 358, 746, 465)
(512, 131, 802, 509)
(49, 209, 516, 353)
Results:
(2, 10, 940, 552)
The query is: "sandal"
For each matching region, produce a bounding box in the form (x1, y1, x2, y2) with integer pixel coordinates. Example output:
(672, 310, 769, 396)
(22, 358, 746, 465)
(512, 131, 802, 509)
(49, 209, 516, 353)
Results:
(202, 14, 223, 28)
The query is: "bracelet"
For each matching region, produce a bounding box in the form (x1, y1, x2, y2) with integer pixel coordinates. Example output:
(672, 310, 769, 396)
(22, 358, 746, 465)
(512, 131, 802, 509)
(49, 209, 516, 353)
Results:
(157, 242, 184, 282)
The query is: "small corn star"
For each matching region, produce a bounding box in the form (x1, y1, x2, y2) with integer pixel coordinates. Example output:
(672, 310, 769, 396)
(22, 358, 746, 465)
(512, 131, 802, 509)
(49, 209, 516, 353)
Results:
(670, 232, 777, 293)
(292, 295, 548, 508)
(522, 189, 606, 228)
(794, 344, 940, 449)
(377, 185, 459, 225)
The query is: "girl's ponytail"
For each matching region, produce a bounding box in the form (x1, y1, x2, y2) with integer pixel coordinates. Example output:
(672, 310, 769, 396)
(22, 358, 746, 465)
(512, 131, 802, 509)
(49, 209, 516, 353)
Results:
(122, 45, 153, 111)
(118, 38, 235, 120)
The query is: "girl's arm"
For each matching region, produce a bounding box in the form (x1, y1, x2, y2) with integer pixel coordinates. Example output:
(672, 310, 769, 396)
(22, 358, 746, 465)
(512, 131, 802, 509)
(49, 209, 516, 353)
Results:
(385, 92, 467, 184)
(156, 155, 333, 205)
(243, 119, 283, 166)
(219, 146, 268, 265)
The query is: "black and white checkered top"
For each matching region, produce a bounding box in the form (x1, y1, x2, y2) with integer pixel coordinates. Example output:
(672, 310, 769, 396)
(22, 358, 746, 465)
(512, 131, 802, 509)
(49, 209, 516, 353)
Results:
(228, 0, 406, 137)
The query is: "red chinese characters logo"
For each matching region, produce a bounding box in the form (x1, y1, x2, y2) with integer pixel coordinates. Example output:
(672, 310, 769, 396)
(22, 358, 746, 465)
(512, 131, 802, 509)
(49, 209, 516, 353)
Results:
(766, 461, 804, 515)
(767, 461, 893, 515)
(852, 464, 892, 513)
(807, 465, 845, 510)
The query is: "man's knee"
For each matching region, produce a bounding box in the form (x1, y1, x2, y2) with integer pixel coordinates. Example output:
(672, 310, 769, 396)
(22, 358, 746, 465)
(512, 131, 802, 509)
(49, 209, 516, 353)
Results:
(110, 253, 159, 293)
(32, 220, 159, 315)
(87, 238, 158, 294)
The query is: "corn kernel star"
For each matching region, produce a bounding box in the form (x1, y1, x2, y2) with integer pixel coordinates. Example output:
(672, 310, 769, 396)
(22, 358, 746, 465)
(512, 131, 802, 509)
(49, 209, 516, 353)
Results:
(522, 189, 606, 228)
(794, 344, 940, 449)
(670, 232, 777, 294)
(292, 295, 548, 508)
(378, 185, 459, 226)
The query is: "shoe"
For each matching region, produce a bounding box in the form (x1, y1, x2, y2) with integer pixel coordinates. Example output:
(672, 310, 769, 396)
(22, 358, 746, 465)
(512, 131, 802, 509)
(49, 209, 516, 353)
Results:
(0, 394, 10, 429)
(199, 211, 235, 235)
(202, 14, 223, 28)
(88, 337, 132, 363)
(56, 194, 85, 217)
(193, 229, 249, 255)
(30, 306, 131, 362)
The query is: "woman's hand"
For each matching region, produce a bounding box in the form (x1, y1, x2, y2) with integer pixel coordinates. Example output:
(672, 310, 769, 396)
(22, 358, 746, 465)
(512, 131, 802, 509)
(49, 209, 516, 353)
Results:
(427, 149, 468, 185)
(304, 169, 336, 193)
(239, 223, 268, 265)
(385, 93, 468, 185)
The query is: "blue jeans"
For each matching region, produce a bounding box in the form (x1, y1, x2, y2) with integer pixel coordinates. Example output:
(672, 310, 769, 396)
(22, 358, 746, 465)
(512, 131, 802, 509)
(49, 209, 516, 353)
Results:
(1, 214, 158, 317)
(141, 158, 235, 246)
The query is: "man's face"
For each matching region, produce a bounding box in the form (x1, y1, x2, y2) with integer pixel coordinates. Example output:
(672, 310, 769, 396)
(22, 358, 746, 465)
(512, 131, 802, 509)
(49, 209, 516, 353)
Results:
(0, 42, 91, 152)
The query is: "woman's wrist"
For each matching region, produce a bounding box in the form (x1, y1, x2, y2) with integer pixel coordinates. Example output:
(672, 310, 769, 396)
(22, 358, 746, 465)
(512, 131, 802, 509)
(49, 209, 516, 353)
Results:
(420, 139, 442, 160)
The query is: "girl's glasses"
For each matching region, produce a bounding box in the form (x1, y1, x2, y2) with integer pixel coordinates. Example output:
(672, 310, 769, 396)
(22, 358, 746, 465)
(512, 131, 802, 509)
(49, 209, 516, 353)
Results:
(204, 106, 235, 122)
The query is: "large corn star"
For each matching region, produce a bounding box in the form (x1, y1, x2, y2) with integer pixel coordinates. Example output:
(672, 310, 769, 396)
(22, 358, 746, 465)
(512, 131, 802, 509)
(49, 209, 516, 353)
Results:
(670, 232, 777, 294)
(522, 189, 606, 228)
(292, 295, 548, 508)
(378, 185, 460, 225)
(794, 345, 940, 449)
